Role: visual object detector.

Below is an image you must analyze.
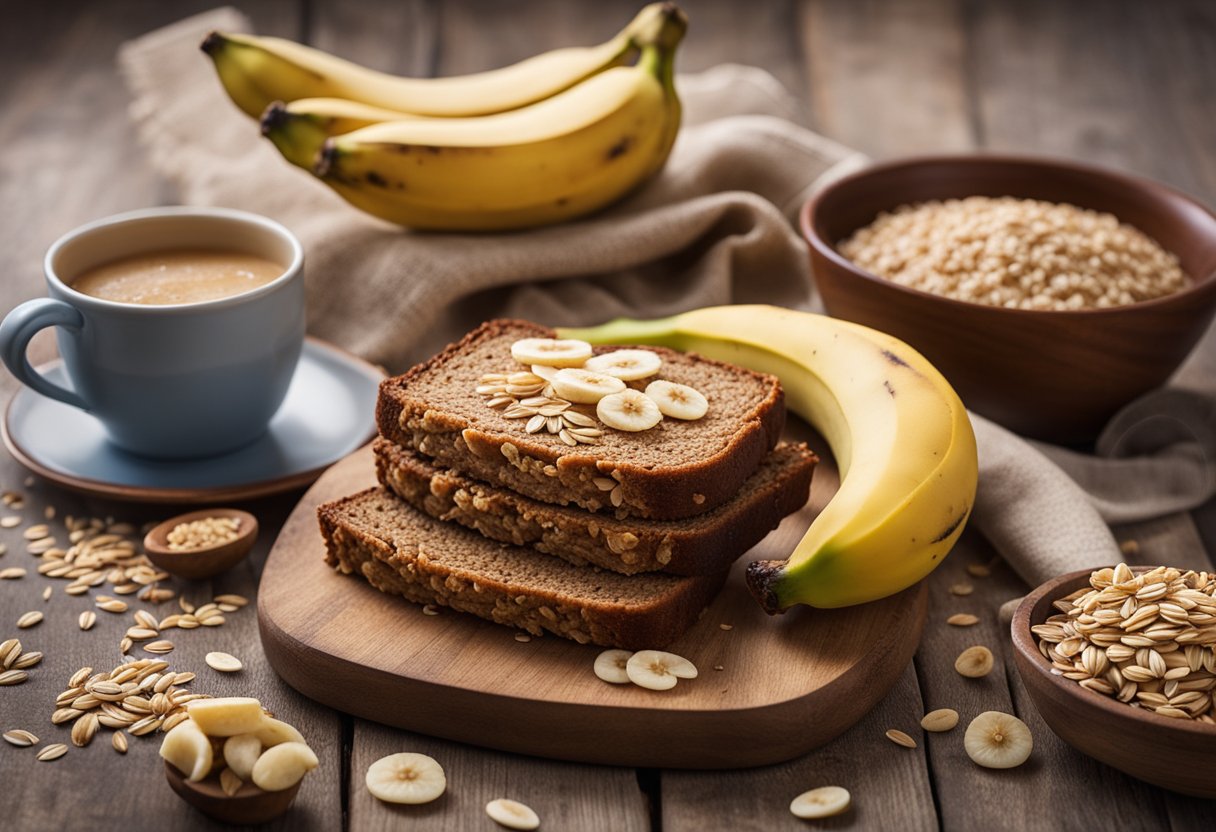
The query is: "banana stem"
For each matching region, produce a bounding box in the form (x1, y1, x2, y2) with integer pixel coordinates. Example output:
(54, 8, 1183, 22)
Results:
(629, 3, 688, 51)
(632, 4, 684, 93)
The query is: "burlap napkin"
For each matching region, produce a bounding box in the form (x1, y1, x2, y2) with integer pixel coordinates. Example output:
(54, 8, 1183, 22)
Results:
(119, 8, 1216, 592)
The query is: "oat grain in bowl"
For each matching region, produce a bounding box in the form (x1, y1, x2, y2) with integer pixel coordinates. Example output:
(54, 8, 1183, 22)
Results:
(839, 196, 1187, 310)
(1032, 563, 1216, 723)
(167, 516, 241, 551)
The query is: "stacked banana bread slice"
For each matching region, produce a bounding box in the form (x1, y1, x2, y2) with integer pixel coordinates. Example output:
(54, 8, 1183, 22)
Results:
(318, 320, 816, 648)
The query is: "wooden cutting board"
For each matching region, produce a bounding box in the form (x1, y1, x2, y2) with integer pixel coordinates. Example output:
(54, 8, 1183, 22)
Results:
(258, 427, 927, 769)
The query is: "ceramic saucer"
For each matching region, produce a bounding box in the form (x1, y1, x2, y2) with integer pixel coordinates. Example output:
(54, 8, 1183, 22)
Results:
(2, 337, 385, 503)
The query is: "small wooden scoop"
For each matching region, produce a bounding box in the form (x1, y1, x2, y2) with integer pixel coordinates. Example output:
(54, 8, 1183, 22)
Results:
(143, 508, 258, 580)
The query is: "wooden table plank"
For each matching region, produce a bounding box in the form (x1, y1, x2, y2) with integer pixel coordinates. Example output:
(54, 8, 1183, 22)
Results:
(432, 0, 809, 120)
(919, 534, 1175, 832)
(0, 474, 345, 830)
(963, 6, 1216, 825)
(308, 0, 438, 75)
(797, 0, 974, 157)
(347, 723, 651, 831)
(964, 0, 1216, 584)
(0, 3, 343, 831)
(670, 0, 809, 118)
(661, 662, 939, 831)
(966, 0, 1216, 202)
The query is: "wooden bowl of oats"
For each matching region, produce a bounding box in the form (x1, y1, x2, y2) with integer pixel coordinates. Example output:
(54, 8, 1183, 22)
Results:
(801, 155, 1216, 442)
(1011, 565, 1216, 798)
(144, 508, 258, 580)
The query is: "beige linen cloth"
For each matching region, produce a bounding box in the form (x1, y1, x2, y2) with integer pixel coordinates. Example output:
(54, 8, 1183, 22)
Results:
(120, 9, 1216, 594)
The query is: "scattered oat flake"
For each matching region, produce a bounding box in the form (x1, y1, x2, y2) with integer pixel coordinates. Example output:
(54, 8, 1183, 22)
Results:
(513, 633, 531, 643)
(1119, 539, 1140, 555)
(422, 604, 440, 616)
(947, 613, 979, 627)
(205, 652, 242, 672)
(719, 623, 733, 631)
(14, 651, 42, 669)
(36, 743, 67, 762)
(950, 583, 974, 596)
(0, 669, 29, 685)
(920, 708, 960, 732)
(885, 728, 917, 748)
(134, 610, 159, 630)
(4, 728, 38, 746)
(17, 611, 43, 629)
(214, 594, 249, 608)
(1, 640, 21, 668)
(966, 564, 991, 578)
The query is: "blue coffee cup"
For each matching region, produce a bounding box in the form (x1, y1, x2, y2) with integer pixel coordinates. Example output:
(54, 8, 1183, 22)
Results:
(0, 207, 305, 459)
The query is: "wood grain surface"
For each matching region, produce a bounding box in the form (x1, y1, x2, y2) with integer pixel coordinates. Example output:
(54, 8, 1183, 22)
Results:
(1, 1, 1214, 830)
(259, 440, 925, 768)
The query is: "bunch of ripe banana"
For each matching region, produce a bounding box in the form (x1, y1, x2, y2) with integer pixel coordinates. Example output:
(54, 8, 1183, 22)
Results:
(201, 3, 687, 231)
(560, 306, 980, 612)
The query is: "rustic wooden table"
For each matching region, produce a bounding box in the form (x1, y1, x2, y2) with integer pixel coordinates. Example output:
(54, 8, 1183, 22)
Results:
(3, 1, 1214, 829)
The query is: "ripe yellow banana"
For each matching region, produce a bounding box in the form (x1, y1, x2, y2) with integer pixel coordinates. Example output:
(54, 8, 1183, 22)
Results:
(308, 13, 685, 231)
(201, 3, 675, 119)
(559, 306, 979, 611)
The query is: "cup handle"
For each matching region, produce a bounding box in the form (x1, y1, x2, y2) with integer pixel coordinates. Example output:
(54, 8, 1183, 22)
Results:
(0, 298, 90, 411)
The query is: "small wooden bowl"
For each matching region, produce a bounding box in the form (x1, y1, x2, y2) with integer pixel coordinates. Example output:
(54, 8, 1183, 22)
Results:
(165, 761, 300, 825)
(144, 508, 258, 580)
(801, 155, 1216, 442)
(1011, 567, 1216, 798)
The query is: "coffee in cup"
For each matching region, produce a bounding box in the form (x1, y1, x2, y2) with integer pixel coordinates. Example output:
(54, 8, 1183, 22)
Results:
(0, 207, 305, 459)
(71, 249, 283, 306)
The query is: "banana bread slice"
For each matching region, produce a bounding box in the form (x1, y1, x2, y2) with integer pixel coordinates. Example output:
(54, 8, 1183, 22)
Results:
(319, 487, 727, 649)
(374, 437, 816, 576)
(376, 319, 785, 520)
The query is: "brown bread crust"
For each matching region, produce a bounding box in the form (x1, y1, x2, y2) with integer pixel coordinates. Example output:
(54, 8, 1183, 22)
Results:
(375, 320, 785, 520)
(374, 438, 816, 576)
(318, 488, 727, 649)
